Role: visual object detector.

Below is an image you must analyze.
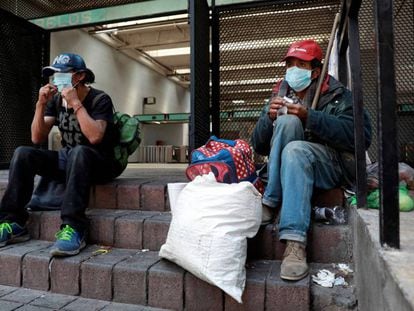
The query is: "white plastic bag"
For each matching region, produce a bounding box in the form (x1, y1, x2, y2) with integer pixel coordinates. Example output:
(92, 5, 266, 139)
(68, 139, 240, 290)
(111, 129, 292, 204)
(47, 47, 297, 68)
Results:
(160, 173, 262, 303)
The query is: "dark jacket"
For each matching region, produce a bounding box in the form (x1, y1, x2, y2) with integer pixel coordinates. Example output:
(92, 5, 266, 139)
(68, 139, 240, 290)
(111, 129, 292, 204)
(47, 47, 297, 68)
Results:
(251, 75, 372, 184)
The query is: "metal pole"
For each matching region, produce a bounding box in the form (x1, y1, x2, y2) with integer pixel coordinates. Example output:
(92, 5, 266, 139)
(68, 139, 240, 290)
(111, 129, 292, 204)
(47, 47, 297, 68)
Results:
(374, 0, 399, 248)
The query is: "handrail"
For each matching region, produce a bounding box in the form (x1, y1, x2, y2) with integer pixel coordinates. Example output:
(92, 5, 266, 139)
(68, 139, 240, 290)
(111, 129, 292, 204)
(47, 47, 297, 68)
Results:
(337, 0, 399, 248)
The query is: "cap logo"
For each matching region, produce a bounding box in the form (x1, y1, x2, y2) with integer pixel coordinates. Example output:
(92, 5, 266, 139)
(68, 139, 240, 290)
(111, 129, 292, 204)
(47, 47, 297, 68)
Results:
(291, 47, 307, 53)
(53, 54, 71, 65)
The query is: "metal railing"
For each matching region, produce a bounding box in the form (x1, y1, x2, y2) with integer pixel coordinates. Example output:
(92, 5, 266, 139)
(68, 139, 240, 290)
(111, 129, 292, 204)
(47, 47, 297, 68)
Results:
(337, 0, 399, 248)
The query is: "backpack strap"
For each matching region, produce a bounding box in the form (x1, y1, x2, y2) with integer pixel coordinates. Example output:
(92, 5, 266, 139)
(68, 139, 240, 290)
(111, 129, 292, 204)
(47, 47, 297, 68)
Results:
(90, 92, 107, 109)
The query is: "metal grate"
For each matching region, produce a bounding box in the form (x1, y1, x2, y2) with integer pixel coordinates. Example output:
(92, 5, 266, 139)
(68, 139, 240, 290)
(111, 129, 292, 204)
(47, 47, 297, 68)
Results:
(0, 0, 148, 20)
(0, 9, 49, 168)
(215, 0, 340, 161)
(359, 0, 414, 165)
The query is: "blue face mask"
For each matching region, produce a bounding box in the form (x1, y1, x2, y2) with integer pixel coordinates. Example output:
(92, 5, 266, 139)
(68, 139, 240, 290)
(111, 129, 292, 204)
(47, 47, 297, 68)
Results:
(285, 66, 312, 92)
(53, 73, 73, 92)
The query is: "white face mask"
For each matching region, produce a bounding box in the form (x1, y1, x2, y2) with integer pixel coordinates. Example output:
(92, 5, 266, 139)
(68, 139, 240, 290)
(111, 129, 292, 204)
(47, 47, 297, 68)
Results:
(53, 72, 73, 92)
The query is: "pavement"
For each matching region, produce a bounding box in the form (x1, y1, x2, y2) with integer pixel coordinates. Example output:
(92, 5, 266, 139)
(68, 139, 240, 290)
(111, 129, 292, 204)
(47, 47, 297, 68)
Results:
(0, 285, 170, 311)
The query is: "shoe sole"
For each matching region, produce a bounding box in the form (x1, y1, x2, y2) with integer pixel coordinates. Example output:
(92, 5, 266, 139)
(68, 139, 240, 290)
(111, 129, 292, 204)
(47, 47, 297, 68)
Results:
(49, 240, 87, 257)
(0, 233, 30, 247)
(280, 270, 309, 281)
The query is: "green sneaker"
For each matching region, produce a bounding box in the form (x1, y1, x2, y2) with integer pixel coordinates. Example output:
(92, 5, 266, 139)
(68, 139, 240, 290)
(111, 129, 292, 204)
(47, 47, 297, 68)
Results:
(0, 222, 30, 247)
(50, 225, 86, 257)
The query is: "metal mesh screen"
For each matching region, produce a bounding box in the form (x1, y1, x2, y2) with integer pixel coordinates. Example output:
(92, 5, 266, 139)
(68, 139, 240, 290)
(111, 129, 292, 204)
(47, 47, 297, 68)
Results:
(0, 0, 149, 20)
(359, 0, 414, 165)
(216, 0, 340, 161)
(0, 9, 49, 168)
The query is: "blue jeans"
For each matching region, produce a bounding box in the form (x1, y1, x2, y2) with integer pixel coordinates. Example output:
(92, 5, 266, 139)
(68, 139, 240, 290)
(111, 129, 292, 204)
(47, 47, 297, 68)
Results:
(0, 145, 116, 232)
(262, 115, 343, 244)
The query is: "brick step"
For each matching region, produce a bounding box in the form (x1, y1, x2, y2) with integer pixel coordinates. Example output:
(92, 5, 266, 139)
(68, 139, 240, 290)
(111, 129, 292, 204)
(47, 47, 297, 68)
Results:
(0, 284, 168, 311)
(0, 240, 311, 311)
(91, 177, 188, 212)
(27, 208, 351, 264)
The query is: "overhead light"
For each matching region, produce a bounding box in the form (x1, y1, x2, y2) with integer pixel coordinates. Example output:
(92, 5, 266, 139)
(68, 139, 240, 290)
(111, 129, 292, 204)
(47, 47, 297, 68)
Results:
(145, 47, 190, 57)
(92, 28, 119, 34)
(175, 68, 190, 75)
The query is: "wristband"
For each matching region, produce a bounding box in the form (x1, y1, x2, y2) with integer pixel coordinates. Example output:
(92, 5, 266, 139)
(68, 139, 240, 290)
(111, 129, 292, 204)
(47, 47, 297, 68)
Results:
(74, 104, 83, 114)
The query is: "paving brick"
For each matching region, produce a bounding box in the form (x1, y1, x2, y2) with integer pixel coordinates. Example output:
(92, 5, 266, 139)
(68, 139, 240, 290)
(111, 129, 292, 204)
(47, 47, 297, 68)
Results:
(50, 245, 101, 295)
(81, 248, 136, 301)
(225, 260, 272, 310)
(116, 179, 145, 210)
(27, 211, 42, 240)
(312, 187, 345, 207)
(62, 297, 110, 311)
(30, 292, 77, 309)
(114, 211, 158, 249)
(1, 287, 44, 304)
(266, 261, 310, 311)
(86, 209, 132, 246)
(15, 305, 56, 311)
(141, 183, 166, 212)
(0, 241, 50, 286)
(39, 211, 61, 241)
(143, 213, 171, 251)
(113, 251, 160, 305)
(94, 181, 118, 209)
(0, 300, 23, 311)
(249, 222, 351, 263)
(22, 245, 54, 291)
(184, 272, 223, 311)
(148, 259, 185, 310)
(309, 223, 352, 263)
(0, 285, 18, 299)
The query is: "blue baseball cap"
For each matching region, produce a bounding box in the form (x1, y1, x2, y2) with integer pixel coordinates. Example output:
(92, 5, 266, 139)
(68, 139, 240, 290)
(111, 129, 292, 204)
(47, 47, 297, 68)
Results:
(42, 53, 95, 83)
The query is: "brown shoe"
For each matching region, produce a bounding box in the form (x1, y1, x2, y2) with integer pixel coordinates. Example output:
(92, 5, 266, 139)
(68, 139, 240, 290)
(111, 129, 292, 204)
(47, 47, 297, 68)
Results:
(280, 240, 309, 281)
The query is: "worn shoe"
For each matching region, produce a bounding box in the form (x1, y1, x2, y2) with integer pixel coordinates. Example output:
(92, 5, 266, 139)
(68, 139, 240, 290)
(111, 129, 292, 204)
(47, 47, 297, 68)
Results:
(50, 225, 86, 256)
(0, 222, 30, 247)
(280, 240, 309, 281)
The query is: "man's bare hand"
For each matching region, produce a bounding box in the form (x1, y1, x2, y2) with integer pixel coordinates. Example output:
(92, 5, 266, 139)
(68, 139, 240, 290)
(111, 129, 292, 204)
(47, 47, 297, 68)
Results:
(38, 84, 57, 106)
(285, 102, 308, 122)
(61, 86, 80, 109)
(268, 96, 285, 120)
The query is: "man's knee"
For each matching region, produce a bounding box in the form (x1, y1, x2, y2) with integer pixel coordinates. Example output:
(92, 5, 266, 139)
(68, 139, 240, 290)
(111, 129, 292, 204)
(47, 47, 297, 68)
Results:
(12, 146, 36, 161)
(275, 114, 302, 129)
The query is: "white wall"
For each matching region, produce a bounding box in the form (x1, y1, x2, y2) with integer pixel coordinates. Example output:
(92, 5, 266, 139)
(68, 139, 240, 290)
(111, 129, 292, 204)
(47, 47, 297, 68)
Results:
(50, 29, 190, 146)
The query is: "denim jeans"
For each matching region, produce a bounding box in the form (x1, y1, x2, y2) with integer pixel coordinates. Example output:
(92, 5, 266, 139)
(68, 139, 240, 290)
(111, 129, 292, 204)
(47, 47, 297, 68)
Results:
(0, 145, 115, 232)
(262, 115, 343, 244)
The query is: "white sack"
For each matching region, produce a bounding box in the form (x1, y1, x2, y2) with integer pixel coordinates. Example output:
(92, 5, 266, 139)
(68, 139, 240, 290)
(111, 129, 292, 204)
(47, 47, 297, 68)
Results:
(160, 173, 262, 303)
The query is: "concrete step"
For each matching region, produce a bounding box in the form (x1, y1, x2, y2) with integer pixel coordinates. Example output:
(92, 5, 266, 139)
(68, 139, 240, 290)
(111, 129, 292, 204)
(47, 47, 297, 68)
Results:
(0, 240, 311, 311)
(0, 284, 169, 310)
(27, 208, 352, 264)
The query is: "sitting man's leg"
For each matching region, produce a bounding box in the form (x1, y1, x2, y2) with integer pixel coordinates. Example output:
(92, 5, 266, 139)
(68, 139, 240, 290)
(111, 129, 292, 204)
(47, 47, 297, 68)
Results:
(50, 145, 113, 256)
(0, 146, 59, 246)
(279, 141, 343, 280)
(262, 115, 304, 224)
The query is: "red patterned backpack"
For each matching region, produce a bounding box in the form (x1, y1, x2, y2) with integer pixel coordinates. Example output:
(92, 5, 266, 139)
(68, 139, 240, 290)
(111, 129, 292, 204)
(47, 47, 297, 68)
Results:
(185, 136, 264, 193)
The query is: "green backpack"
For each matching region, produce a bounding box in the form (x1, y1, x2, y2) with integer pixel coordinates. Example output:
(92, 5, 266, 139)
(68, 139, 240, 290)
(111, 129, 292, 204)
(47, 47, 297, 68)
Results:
(113, 111, 141, 173)
(91, 93, 141, 174)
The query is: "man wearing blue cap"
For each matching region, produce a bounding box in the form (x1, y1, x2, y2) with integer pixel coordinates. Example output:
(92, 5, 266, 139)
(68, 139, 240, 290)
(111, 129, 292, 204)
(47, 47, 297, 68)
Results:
(0, 53, 121, 256)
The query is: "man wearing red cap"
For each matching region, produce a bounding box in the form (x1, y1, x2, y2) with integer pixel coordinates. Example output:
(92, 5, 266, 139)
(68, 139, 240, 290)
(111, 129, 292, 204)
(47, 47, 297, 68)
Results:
(251, 40, 372, 280)
(0, 53, 123, 256)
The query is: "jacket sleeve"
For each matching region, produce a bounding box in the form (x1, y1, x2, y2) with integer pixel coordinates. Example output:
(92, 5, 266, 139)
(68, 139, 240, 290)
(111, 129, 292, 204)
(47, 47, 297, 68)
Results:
(251, 103, 274, 156)
(305, 90, 372, 152)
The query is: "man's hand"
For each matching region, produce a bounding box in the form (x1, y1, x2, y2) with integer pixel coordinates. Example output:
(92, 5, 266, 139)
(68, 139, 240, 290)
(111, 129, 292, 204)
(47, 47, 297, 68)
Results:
(268, 96, 285, 120)
(38, 84, 57, 106)
(285, 102, 308, 122)
(61, 86, 81, 109)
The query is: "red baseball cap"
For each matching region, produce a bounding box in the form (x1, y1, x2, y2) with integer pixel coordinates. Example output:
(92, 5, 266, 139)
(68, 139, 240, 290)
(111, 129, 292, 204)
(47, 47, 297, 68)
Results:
(282, 39, 323, 62)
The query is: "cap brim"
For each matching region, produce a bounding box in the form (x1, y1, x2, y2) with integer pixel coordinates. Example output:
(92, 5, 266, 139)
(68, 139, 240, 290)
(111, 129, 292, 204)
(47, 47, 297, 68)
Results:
(282, 52, 315, 62)
(42, 66, 73, 77)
